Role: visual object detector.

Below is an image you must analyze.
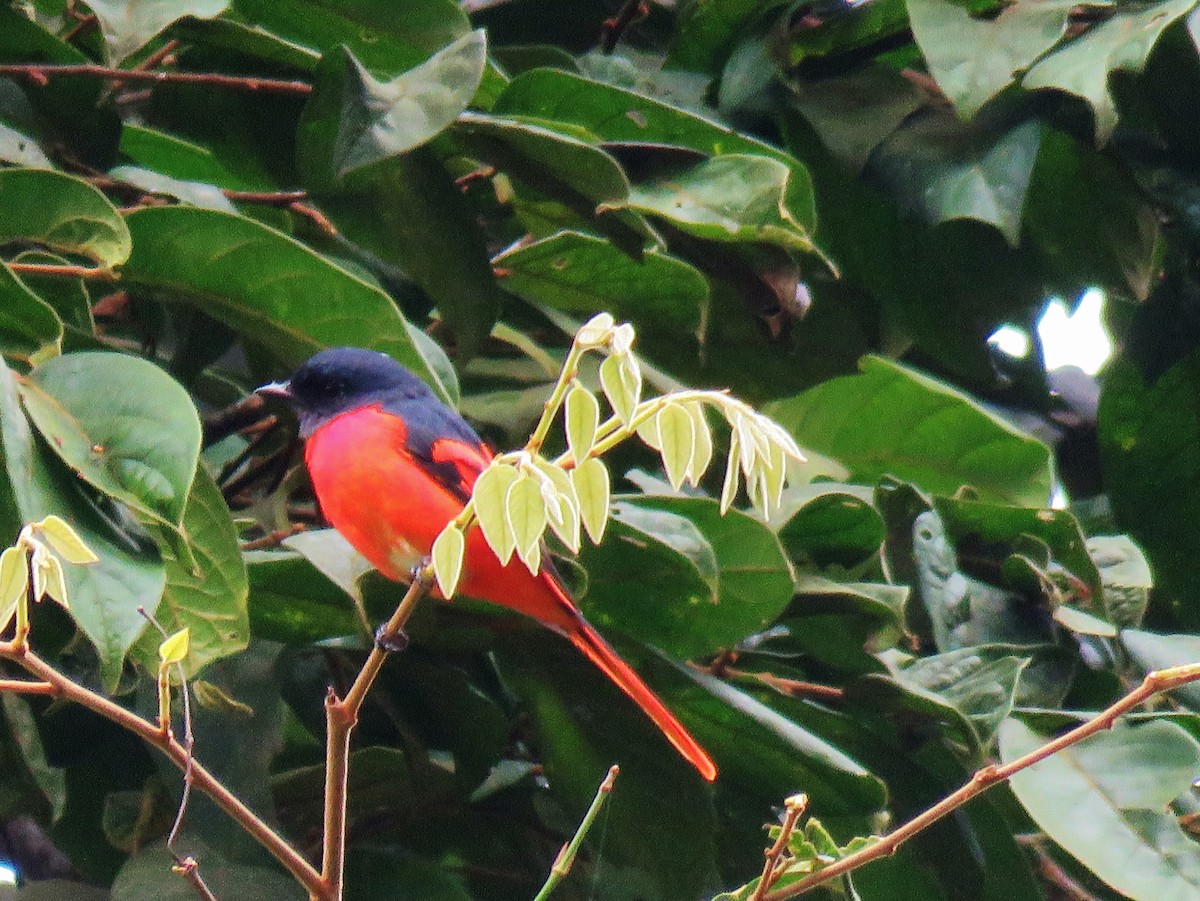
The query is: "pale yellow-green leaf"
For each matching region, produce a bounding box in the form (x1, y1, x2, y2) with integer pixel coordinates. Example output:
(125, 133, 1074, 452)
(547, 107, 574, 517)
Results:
(565, 384, 600, 463)
(534, 459, 581, 552)
(733, 413, 759, 475)
(721, 437, 742, 514)
(636, 408, 661, 450)
(432, 525, 466, 598)
(657, 403, 696, 491)
(41, 553, 68, 608)
(0, 547, 28, 612)
(685, 401, 713, 486)
(158, 627, 190, 666)
(37, 515, 100, 565)
(611, 322, 635, 355)
(518, 538, 542, 575)
(600, 353, 640, 426)
(763, 442, 787, 514)
(576, 311, 615, 345)
(506, 474, 548, 565)
(473, 462, 520, 565)
(572, 457, 610, 544)
(28, 545, 47, 603)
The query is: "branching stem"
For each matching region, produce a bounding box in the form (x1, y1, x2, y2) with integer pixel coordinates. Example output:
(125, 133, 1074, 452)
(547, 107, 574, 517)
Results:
(531, 765, 620, 901)
(763, 661, 1200, 900)
(0, 63, 312, 95)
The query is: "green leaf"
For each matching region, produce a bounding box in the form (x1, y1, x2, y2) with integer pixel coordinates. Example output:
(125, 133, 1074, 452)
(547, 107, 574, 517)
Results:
(131, 465, 249, 677)
(769, 356, 1053, 505)
(298, 34, 486, 188)
(0, 263, 62, 364)
(1089, 535, 1151, 628)
(1001, 717, 1200, 900)
(1099, 351, 1200, 616)
(39, 514, 100, 565)
(622, 154, 819, 255)
(1122, 630, 1200, 711)
(89, 0, 228, 63)
(1023, 0, 1195, 145)
(492, 69, 817, 234)
(669, 0, 791, 72)
(0, 547, 26, 624)
(599, 352, 642, 427)
(0, 356, 165, 690)
(109, 164, 237, 213)
(118, 124, 253, 189)
(158, 628, 189, 666)
(472, 462, 520, 565)
(431, 524, 464, 598)
(505, 473, 547, 571)
(564, 384, 599, 463)
(245, 550, 361, 645)
(907, 0, 1079, 120)
(493, 231, 709, 339)
(230, 0, 469, 78)
(0, 169, 131, 268)
(657, 403, 696, 491)
(0, 693, 65, 823)
(778, 487, 885, 569)
(869, 112, 1043, 246)
(572, 456, 610, 544)
(19, 352, 201, 530)
(112, 835, 304, 901)
(120, 206, 451, 399)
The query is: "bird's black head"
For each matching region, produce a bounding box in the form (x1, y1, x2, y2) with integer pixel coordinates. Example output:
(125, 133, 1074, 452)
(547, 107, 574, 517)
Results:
(262, 347, 435, 436)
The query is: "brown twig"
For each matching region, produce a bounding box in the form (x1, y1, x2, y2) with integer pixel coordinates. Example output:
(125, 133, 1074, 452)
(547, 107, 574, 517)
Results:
(241, 524, 308, 551)
(0, 642, 327, 899)
(170, 856, 217, 901)
(728, 668, 846, 703)
(762, 661, 1200, 899)
(0, 679, 57, 696)
(0, 64, 313, 95)
(133, 39, 181, 73)
(752, 794, 809, 901)
(8, 262, 119, 281)
(1018, 835, 1102, 901)
(321, 570, 434, 896)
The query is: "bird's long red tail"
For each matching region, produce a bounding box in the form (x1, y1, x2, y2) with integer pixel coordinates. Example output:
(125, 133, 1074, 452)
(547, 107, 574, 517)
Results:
(557, 597, 718, 782)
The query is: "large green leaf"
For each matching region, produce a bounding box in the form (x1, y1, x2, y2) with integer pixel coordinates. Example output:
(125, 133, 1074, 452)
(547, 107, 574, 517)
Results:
(493, 231, 709, 337)
(0, 169, 130, 267)
(131, 466, 249, 677)
(1121, 630, 1200, 711)
(245, 549, 361, 645)
(297, 34, 486, 189)
(230, 0, 469, 77)
(907, 0, 1079, 120)
(119, 206, 451, 398)
(623, 154, 819, 254)
(1098, 352, 1200, 619)
(1001, 717, 1200, 900)
(1023, 0, 1195, 144)
(88, 0, 228, 63)
(0, 263, 61, 364)
(19, 352, 201, 530)
(492, 68, 817, 234)
(0, 357, 165, 689)
(669, 0, 790, 72)
(769, 356, 1054, 505)
(869, 112, 1043, 246)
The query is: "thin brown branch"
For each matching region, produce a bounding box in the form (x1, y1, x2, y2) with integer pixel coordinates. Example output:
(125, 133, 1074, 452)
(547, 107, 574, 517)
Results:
(63, 14, 98, 43)
(752, 794, 809, 901)
(222, 190, 308, 205)
(241, 524, 307, 551)
(170, 856, 218, 901)
(0, 64, 312, 95)
(763, 662, 1200, 900)
(727, 668, 846, 703)
(321, 572, 433, 895)
(133, 40, 181, 73)
(1018, 835, 1102, 901)
(0, 679, 57, 696)
(8, 262, 119, 281)
(0, 643, 327, 900)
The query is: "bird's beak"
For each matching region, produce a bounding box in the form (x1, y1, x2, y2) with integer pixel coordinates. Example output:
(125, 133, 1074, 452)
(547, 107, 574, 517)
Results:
(256, 380, 292, 399)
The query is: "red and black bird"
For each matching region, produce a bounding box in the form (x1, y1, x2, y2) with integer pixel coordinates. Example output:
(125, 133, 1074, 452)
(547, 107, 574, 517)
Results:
(262, 347, 717, 781)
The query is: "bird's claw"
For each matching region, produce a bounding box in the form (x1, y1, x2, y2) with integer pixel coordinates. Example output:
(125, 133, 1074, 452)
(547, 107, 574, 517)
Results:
(375, 625, 409, 653)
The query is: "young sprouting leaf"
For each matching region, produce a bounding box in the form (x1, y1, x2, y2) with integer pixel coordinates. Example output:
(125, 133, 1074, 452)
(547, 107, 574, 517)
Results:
(534, 459, 581, 552)
(636, 408, 661, 450)
(37, 515, 100, 565)
(572, 457, 611, 544)
(611, 322, 636, 355)
(685, 402, 714, 486)
(576, 311, 615, 346)
(762, 443, 787, 517)
(40, 553, 68, 609)
(600, 353, 641, 426)
(473, 462, 521, 565)
(432, 525, 466, 599)
(721, 437, 742, 515)
(657, 403, 696, 491)
(565, 384, 600, 463)
(0, 547, 28, 613)
(506, 474, 548, 572)
(158, 628, 190, 666)
(28, 545, 47, 604)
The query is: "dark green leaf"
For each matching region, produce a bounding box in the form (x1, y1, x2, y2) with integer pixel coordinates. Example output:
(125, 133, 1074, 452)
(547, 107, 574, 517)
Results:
(493, 230, 708, 337)
(0, 169, 130, 267)
(245, 550, 361, 644)
(1088, 535, 1151, 628)
(0, 693, 65, 822)
(778, 486, 884, 569)
(0, 263, 62, 364)
(769, 356, 1054, 505)
(120, 206, 451, 398)
(111, 834, 304, 901)
(20, 352, 201, 530)
(668, 0, 790, 72)
(1023, 0, 1195, 144)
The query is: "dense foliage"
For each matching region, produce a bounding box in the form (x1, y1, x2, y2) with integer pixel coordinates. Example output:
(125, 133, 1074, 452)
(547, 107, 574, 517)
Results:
(0, 0, 1199, 898)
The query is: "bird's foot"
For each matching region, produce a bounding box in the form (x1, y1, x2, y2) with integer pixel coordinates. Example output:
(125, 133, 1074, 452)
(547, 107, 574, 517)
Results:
(375, 625, 409, 653)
